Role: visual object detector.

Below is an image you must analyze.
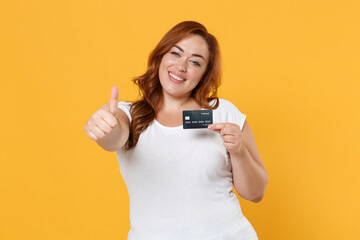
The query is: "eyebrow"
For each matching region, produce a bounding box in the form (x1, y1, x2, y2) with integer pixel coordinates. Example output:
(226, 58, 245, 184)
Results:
(174, 45, 206, 61)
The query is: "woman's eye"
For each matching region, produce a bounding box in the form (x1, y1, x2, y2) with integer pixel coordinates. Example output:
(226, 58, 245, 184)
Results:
(191, 60, 201, 67)
(170, 52, 180, 57)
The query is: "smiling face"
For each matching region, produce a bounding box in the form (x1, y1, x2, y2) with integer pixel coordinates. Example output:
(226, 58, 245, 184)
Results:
(158, 34, 210, 100)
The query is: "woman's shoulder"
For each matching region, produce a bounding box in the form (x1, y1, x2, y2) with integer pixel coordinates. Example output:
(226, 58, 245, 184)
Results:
(118, 101, 133, 109)
(211, 98, 247, 130)
(118, 100, 133, 105)
(117, 101, 133, 121)
(208, 98, 238, 110)
(218, 98, 234, 106)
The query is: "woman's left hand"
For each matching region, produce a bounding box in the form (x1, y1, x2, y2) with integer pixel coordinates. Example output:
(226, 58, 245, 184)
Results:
(208, 123, 244, 154)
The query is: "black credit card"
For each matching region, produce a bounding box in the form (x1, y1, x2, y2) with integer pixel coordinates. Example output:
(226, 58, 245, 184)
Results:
(183, 110, 213, 129)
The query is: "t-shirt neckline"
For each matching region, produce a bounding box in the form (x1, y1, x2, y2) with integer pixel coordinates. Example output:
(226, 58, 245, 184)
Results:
(153, 119, 183, 129)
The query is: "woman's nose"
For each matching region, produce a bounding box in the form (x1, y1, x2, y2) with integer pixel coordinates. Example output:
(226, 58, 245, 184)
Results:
(176, 58, 187, 72)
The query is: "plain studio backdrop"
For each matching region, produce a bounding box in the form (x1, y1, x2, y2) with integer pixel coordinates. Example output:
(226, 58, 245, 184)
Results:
(1, 0, 359, 239)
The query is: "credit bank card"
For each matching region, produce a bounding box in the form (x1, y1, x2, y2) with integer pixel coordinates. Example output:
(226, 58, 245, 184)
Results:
(182, 110, 213, 129)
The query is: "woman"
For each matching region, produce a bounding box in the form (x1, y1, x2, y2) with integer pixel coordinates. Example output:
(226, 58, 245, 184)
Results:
(84, 21, 268, 240)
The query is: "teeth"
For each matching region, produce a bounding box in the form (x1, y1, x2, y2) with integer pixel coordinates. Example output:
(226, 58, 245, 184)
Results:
(169, 72, 185, 81)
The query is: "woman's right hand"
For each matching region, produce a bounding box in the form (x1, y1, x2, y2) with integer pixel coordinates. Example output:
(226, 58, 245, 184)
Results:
(84, 86, 120, 141)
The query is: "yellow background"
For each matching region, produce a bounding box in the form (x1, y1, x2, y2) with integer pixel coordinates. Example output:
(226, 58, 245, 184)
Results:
(1, 0, 359, 239)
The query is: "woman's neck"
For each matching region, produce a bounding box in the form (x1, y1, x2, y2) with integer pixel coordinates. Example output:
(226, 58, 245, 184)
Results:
(157, 94, 201, 113)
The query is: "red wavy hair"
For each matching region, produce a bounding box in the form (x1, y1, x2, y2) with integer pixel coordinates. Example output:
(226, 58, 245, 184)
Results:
(124, 21, 221, 151)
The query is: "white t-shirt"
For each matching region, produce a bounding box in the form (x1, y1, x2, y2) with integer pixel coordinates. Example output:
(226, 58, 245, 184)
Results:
(116, 99, 258, 240)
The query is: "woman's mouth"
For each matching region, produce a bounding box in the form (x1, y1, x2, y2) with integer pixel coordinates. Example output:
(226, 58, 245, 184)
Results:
(168, 72, 186, 83)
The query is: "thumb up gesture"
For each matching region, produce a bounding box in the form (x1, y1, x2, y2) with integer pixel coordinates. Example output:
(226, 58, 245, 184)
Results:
(84, 86, 121, 141)
(108, 85, 120, 117)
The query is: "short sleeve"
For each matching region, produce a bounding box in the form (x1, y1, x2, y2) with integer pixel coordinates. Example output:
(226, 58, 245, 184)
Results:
(220, 99, 247, 131)
(117, 101, 132, 122)
(233, 107, 246, 131)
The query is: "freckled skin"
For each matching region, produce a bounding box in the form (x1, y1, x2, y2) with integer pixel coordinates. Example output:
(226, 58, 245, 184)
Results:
(158, 34, 209, 99)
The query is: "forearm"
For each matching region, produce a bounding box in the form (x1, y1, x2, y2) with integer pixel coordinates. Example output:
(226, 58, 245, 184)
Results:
(230, 144, 268, 202)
